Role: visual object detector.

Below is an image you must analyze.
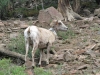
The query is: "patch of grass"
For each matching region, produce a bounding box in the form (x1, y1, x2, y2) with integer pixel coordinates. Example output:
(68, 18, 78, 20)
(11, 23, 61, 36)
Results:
(8, 33, 40, 58)
(0, 59, 26, 75)
(8, 33, 32, 58)
(34, 67, 52, 75)
(0, 59, 53, 75)
(8, 34, 25, 55)
(57, 29, 75, 40)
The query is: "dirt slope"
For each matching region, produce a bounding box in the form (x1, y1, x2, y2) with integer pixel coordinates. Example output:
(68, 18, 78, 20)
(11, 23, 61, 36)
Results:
(0, 17, 100, 75)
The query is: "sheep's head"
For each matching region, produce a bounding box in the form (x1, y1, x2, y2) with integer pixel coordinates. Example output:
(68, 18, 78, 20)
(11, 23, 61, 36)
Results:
(50, 20, 68, 31)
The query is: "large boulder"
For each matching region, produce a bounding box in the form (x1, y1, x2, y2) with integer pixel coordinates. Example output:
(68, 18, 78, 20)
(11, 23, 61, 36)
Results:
(38, 7, 64, 24)
(50, 49, 77, 64)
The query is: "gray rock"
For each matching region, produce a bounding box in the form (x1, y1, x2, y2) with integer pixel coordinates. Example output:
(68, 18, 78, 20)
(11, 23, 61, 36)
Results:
(83, 9, 91, 16)
(38, 6, 64, 24)
(94, 8, 100, 18)
(10, 33, 19, 39)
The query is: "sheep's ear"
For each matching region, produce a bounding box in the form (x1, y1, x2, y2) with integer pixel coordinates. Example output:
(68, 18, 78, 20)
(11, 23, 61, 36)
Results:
(55, 20, 58, 25)
(50, 20, 58, 26)
(56, 20, 61, 26)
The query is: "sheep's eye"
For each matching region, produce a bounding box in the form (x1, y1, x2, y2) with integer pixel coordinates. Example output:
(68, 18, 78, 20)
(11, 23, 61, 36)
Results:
(58, 22, 61, 25)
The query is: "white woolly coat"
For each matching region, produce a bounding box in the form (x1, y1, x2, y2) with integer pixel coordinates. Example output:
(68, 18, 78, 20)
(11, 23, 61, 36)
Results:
(24, 26, 56, 48)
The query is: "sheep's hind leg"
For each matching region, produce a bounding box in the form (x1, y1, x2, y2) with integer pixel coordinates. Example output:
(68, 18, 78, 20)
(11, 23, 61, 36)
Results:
(25, 39, 29, 62)
(32, 43, 38, 68)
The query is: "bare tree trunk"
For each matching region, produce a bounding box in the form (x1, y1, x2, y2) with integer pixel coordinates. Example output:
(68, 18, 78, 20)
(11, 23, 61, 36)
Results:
(72, 0, 81, 13)
(34, 0, 38, 10)
(58, 0, 83, 21)
(41, 0, 44, 9)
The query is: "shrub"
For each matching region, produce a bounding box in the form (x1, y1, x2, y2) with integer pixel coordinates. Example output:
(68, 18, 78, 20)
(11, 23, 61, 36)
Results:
(0, 0, 11, 19)
(13, 8, 39, 17)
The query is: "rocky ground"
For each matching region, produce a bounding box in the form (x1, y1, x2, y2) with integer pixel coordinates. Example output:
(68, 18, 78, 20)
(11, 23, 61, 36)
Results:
(0, 16, 100, 75)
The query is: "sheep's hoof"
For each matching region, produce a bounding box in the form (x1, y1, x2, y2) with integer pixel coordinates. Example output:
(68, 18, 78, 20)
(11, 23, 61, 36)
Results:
(38, 64, 41, 67)
(46, 61, 49, 65)
(32, 65, 35, 69)
(46, 63, 49, 65)
(38, 63, 41, 66)
(32, 64, 35, 69)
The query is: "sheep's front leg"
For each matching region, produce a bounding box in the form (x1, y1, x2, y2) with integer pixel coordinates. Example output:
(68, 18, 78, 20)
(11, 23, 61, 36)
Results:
(46, 43, 51, 65)
(25, 39, 29, 61)
(38, 49, 43, 66)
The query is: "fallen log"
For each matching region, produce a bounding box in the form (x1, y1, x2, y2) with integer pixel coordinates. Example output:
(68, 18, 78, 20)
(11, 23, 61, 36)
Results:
(0, 49, 30, 61)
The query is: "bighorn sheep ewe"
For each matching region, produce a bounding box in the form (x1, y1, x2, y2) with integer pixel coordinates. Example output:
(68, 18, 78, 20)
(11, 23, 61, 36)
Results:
(24, 20, 68, 67)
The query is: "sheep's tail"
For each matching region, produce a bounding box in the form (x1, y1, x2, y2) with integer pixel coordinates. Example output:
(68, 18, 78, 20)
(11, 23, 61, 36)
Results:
(27, 27, 30, 35)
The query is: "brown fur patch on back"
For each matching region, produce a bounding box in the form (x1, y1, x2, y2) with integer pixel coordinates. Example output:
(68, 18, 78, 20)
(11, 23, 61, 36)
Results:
(55, 20, 58, 25)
